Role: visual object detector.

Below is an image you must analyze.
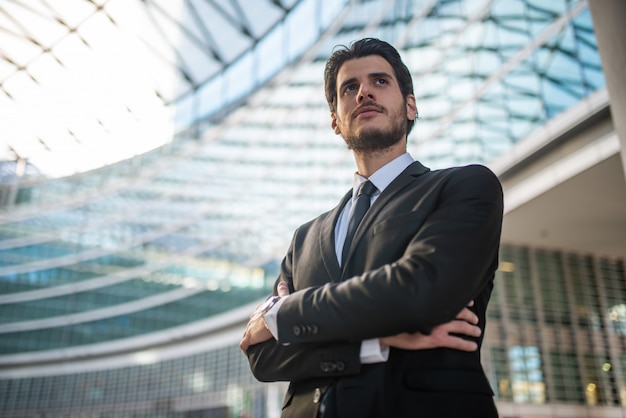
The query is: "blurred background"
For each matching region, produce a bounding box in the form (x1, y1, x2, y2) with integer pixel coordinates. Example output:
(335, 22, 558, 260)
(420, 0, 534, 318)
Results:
(0, 0, 625, 417)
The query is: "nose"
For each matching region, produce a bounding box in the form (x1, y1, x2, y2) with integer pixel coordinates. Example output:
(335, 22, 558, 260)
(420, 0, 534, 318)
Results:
(358, 85, 373, 103)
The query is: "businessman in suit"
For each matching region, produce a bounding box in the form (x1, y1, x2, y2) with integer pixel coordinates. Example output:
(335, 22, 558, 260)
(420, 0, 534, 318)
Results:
(240, 38, 503, 418)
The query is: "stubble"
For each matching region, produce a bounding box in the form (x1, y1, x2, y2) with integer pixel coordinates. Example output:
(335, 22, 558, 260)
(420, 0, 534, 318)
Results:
(341, 102, 407, 155)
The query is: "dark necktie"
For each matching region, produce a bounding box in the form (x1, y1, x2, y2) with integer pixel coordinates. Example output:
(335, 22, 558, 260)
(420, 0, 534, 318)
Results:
(342, 180, 377, 266)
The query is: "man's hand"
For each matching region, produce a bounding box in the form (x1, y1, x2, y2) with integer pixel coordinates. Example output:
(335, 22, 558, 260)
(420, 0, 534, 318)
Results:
(240, 281, 290, 354)
(380, 303, 480, 352)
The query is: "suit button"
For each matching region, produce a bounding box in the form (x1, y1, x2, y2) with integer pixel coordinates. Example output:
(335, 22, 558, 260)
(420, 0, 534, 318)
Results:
(336, 361, 345, 372)
(293, 326, 301, 336)
(314, 388, 321, 403)
(311, 325, 318, 334)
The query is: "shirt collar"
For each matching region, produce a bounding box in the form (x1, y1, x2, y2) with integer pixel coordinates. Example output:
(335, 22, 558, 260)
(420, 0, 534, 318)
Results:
(351, 152, 414, 199)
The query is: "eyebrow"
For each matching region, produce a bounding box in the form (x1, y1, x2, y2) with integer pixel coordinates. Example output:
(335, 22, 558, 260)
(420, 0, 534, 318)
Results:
(370, 71, 393, 80)
(338, 71, 394, 92)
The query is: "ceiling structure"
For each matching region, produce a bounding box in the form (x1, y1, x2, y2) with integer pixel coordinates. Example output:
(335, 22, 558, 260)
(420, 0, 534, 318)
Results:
(0, 0, 624, 362)
(0, 0, 614, 264)
(1, 0, 606, 180)
(0, 0, 302, 177)
(503, 152, 626, 258)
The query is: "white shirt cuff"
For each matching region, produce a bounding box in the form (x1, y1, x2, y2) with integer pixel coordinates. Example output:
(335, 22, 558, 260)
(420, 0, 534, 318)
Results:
(265, 298, 389, 362)
(263, 295, 288, 340)
(360, 338, 390, 364)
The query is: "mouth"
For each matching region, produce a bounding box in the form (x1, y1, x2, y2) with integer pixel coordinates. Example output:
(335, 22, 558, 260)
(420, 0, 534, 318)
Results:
(354, 104, 382, 119)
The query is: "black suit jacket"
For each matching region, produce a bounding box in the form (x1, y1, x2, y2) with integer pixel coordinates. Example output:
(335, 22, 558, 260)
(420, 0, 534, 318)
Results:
(248, 161, 503, 418)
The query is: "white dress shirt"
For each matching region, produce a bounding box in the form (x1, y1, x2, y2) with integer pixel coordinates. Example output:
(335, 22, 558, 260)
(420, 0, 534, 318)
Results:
(264, 153, 415, 363)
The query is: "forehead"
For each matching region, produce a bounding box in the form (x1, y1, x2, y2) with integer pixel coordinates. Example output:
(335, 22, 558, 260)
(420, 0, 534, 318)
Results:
(336, 55, 395, 85)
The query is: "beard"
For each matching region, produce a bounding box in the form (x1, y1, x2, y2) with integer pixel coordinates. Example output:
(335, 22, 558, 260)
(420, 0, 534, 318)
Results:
(341, 104, 407, 154)
(343, 121, 406, 153)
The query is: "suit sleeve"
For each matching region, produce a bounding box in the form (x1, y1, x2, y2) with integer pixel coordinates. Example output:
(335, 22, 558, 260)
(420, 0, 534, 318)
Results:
(247, 338, 362, 382)
(277, 164, 504, 344)
(247, 241, 362, 382)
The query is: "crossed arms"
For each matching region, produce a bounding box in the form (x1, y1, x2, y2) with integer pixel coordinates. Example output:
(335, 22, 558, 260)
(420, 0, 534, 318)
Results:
(241, 165, 503, 382)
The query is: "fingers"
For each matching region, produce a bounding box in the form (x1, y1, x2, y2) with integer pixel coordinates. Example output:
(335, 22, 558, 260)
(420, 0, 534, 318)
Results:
(446, 336, 478, 352)
(240, 321, 254, 354)
(446, 320, 481, 338)
(240, 316, 274, 355)
(437, 320, 480, 352)
(277, 281, 290, 296)
(456, 307, 478, 324)
(243, 287, 290, 354)
(240, 331, 250, 354)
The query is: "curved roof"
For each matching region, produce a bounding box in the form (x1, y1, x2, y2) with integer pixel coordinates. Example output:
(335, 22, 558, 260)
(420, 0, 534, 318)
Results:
(0, 0, 304, 176)
(0, 0, 607, 364)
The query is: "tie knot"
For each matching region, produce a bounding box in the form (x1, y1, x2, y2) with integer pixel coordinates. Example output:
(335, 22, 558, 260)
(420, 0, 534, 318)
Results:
(358, 180, 377, 198)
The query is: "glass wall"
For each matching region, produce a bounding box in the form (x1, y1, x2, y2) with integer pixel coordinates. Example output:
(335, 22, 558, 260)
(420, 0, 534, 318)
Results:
(0, 1, 619, 417)
(1, 244, 625, 417)
(0, 344, 277, 418)
(485, 245, 626, 412)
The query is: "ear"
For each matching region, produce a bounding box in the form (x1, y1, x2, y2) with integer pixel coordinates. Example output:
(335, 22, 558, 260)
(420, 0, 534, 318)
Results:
(405, 94, 417, 121)
(331, 113, 341, 135)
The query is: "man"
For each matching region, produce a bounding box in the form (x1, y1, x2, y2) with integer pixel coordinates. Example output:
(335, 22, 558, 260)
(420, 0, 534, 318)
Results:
(240, 38, 503, 418)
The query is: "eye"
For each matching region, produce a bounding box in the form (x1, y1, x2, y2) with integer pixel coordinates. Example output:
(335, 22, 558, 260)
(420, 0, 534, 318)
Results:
(376, 78, 387, 85)
(344, 84, 357, 93)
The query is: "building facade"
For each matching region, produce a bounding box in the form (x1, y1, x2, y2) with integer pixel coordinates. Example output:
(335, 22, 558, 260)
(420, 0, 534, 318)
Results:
(1, 0, 625, 417)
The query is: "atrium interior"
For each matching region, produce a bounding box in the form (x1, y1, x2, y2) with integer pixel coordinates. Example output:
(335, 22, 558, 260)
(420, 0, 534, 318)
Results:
(1, 1, 625, 417)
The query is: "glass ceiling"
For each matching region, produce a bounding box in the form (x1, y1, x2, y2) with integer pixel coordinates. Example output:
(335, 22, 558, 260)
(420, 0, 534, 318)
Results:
(0, 0, 607, 354)
(0, 0, 606, 264)
(0, 0, 305, 177)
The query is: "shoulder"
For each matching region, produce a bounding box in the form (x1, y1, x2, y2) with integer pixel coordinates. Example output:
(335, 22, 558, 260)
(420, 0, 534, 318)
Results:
(435, 163, 497, 178)
(432, 164, 500, 186)
(426, 164, 503, 203)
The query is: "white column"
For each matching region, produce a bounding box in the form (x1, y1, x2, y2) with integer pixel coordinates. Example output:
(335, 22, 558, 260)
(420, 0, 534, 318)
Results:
(588, 0, 626, 180)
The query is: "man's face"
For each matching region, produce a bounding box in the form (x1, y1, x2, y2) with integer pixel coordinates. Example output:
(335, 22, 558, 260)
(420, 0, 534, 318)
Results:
(331, 55, 416, 153)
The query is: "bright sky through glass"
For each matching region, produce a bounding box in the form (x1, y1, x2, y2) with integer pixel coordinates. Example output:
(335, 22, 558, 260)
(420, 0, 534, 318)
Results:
(0, 0, 309, 179)
(2, 27, 173, 178)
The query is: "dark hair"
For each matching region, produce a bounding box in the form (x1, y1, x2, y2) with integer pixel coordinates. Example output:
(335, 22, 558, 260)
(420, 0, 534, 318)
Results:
(324, 38, 415, 135)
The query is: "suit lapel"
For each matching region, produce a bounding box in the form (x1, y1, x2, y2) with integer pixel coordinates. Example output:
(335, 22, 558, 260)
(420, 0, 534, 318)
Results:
(340, 161, 429, 279)
(368, 161, 429, 212)
(320, 190, 352, 282)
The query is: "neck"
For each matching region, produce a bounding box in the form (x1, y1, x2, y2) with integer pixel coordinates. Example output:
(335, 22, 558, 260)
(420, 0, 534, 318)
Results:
(353, 140, 407, 178)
